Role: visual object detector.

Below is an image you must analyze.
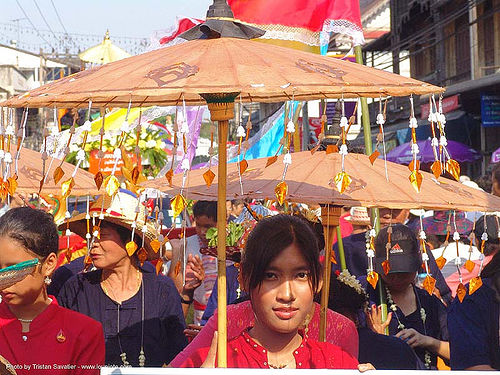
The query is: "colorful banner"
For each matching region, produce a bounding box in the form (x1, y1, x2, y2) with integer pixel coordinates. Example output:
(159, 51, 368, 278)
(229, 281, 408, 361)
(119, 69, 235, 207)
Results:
(174, 107, 205, 173)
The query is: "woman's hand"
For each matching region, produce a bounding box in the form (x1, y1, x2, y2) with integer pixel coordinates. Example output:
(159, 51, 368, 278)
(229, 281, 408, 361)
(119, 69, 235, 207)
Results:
(395, 328, 429, 348)
(183, 254, 205, 293)
(366, 304, 392, 335)
(184, 324, 203, 339)
(201, 331, 218, 368)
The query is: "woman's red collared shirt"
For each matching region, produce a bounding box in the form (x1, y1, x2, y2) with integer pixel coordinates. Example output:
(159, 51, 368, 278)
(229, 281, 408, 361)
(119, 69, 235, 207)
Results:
(0, 298, 104, 375)
(180, 330, 359, 368)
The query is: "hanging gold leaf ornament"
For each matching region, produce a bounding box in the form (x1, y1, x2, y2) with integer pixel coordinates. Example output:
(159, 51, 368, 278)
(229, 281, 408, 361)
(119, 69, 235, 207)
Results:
(125, 241, 138, 257)
(468, 276, 483, 295)
(274, 181, 288, 205)
(435, 256, 446, 270)
(456, 283, 467, 302)
(446, 159, 460, 181)
(367, 271, 379, 289)
(150, 239, 161, 253)
(334, 171, 352, 194)
(94, 171, 104, 190)
(382, 260, 391, 275)
(464, 259, 475, 273)
(265, 155, 278, 167)
(170, 194, 187, 219)
(239, 159, 248, 175)
(326, 145, 338, 154)
(131, 166, 141, 185)
(53, 166, 65, 184)
(103, 175, 120, 197)
(369, 150, 380, 165)
(6, 174, 18, 196)
(165, 169, 174, 187)
(137, 247, 148, 266)
(422, 274, 436, 295)
(430, 161, 442, 179)
(61, 177, 75, 199)
(409, 170, 423, 193)
(203, 169, 215, 188)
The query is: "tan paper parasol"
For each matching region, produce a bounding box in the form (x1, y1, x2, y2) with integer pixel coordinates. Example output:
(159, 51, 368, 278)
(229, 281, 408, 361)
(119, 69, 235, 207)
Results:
(142, 150, 500, 212)
(78, 31, 131, 65)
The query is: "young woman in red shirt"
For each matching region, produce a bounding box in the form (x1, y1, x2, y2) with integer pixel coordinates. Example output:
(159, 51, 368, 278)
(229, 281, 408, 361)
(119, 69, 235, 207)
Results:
(0, 207, 104, 375)
(180, 214, 359, 369)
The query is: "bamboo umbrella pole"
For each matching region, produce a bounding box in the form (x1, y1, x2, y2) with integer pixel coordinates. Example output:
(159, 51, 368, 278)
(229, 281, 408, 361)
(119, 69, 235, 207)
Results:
(202, 93, 239, 367)
(319, 205, 341, 341)
(336, 226, 347, 270)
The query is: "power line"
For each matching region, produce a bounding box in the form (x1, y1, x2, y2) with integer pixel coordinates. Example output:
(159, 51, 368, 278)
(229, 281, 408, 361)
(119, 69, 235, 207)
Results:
(32, 0, 59, 43)
(50, 0, 67, 34)
(15, 0, 56, 50)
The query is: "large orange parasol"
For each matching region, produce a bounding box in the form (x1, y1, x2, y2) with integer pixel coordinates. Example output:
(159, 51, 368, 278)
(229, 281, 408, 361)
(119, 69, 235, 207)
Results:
(142, 150, 500, 212)
(14, 146, 97, 196)
(0, 0, 445, 366)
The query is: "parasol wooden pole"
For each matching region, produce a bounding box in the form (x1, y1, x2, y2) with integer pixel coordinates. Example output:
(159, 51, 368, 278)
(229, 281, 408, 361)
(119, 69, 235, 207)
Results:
(319, 205, 341, 341)
(201, 92, 239, 367)
(354, 45, 388, 332)
(336, 226, 347, 270)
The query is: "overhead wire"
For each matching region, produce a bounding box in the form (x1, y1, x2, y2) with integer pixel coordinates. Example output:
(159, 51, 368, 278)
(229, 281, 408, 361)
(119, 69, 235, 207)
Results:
(14, 0, 56, 50)
(32, 0, 59, 43)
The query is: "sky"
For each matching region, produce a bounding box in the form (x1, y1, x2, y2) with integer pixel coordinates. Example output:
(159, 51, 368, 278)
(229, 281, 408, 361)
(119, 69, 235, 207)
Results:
(0, 0, 213, 51)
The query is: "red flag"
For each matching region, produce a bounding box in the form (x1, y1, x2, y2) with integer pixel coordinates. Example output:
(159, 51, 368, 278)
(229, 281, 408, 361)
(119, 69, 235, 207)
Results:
(228, 0, 364, 45)
(157, 17, 203, 46)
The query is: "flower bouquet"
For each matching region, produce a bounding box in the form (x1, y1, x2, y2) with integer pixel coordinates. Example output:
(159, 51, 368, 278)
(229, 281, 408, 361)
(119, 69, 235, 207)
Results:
(200, 222, 254, 262)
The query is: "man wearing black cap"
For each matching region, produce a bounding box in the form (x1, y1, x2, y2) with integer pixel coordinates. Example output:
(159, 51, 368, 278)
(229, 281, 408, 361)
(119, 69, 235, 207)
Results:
(370, 224, 450, 369)
(448, 215, 500, 370)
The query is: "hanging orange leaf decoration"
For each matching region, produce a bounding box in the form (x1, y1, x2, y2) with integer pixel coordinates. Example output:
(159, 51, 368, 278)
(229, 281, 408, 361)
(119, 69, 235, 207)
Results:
(103, 175, 120, 197)
(84, 254, 93, 266)
(94, 171, 104, 190)
(65, 248, 72, 264)
(446, 159, 461, 181)
(150, 239, 161, 253)
(155, 258, 164, 275)
(239, 159, 248, 175)
(408, 160, 420, 172)
(137, 247, 148, 266)
(409, 170, 423, 193)
(275, 181, 288, 205)
(369, 150, 381, 165)
(468, 276, 483, 295)
(170, 194, 187, 219)
(456, 283, 467, 302)
(165, 169, 174, 187)
(367, 271, 379, 289)
(310, 143, 321, 155)
(334, 171, 352, 194)
(0, 181, 7, 203)
(61, 177, 75, 199)
(174, 260, 182, 276)
(326, 145, 338, 154)
(125, 241, 138, 257)
(53, 166, 65, 184)
(382, 260, 391, 275)
(430, 161, 442, 179)
(203, 169, 215, 188)
(422, 275, 436, 295)
(464, 259, 475, 273)
(266, 155, 278, 167)
(435, 256, 446, 269)
(330, 252, 337, 265)
(6, 174, 18, 196)
(131, 166, 141, 185)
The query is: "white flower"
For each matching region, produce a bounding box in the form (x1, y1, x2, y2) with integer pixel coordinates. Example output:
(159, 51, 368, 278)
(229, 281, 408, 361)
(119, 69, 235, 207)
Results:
(65, 211, 71, 219)
(437, 113, 446, 125)
(376, 113, 385, 125)
(479, 253, 485, 261)
(76, 149, 86, 161)
(5, 125, 14, 136)
(113, 148, 122, 160)
(409, 117, 418, 128)
(82, 120, 92, 132)
(411, 143, 419, 154)
(339, 144, 348, 155)
(454, 257, 462, 266)
(236, 125, 246, 138)
(286, 120, 295, 133)
(65, 229, 71, 236)
(481, 232, 488, 241)
(131, 222, 137, 229)
(146, 139, 156, 148)
(340, 116, 349, 129)
(337, 269, 365, 296)
(390, 304, 397, 312)
(86, 233, 91, 239)
(422, 253, 429, 262)
(69, 143, 80, 153)
(419, 230, 427, 240)
(428, 112, 437, 123)
(431, 137, 439, 147)
(4, 152, 12, 163)
(453, 231, 460, 241)
(366, 249, 375, 258)
(439, 135, 448, 147)
(120, 120, 130, 133)
(181, 158, 190, 171)
(369, 229, 376, 237)
(283, 153, 292, 165)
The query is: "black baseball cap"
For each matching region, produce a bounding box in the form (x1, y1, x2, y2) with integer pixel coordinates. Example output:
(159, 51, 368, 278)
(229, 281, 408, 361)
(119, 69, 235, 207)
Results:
(474, 215, 500, 245)
(374, 224, 421, 274)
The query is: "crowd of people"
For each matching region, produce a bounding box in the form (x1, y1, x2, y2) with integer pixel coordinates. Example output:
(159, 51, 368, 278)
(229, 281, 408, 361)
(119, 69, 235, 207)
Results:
(0, 164, 499, 373)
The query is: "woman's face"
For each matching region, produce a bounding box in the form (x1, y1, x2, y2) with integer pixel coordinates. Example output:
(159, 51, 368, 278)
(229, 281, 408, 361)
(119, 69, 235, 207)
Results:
(0, 235, 56, 306)
(381, 272, 416, 292)
(90, 225, 129, 269)
(249, 243, 320, 335)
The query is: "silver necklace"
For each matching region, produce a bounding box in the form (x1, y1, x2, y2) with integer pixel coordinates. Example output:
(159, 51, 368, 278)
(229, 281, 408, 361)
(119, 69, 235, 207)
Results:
(117, 279, 146, 367)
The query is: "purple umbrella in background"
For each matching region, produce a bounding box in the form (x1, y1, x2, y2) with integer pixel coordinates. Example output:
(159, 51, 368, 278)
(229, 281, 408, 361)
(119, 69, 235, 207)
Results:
(386, 138, 481, 165)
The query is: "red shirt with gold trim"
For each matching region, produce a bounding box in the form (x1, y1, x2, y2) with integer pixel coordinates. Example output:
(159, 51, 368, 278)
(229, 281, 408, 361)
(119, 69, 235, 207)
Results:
(180, 329, 359, 368)
(0, 297, 104, 375)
